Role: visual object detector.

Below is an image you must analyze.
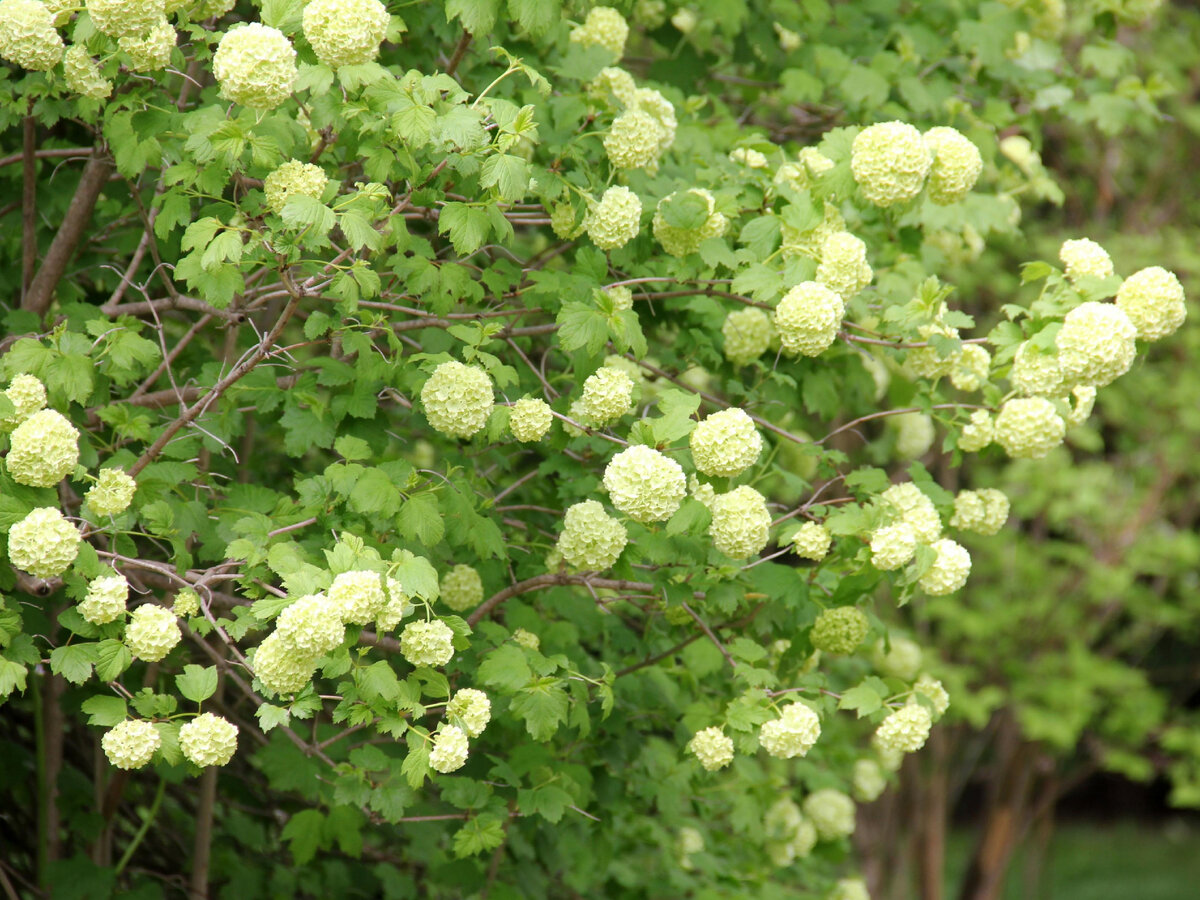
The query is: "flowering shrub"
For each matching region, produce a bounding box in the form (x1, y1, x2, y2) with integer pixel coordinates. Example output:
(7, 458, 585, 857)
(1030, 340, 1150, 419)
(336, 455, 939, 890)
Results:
(0, 0, 1194, 897)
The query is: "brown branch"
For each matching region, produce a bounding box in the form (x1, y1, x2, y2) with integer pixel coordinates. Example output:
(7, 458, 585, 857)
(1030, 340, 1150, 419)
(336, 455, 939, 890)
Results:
(681, 601, 735, 668)
(23, 151, 114, 319)
(21, 109, 36, 299)
(0, 146, 92, 168)
(445, 29, 473, 77)
(101, 294, 243, 322)
(187, 752, 218, 899)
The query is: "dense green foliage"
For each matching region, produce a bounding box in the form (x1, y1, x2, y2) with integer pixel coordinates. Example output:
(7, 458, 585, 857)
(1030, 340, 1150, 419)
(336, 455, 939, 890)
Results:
(0, 1, 1196, 899)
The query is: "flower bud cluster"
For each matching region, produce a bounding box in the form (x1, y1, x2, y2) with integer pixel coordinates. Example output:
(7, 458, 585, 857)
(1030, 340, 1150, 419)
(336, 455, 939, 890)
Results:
(815, 232, 873, 299)
(994, 397, 1065, 459)
(440, 564, 483, 612)
(689, 408, 762, 478)
(446, 688, 491, 737)
(173, 588, 201, 618)
(0, 0, 64, 70)
(918, 539, 971, 595)
(7, 409, 80, 487)
(810, 606, 869, 655)
(8, 508, 81, 577)
(709, 485, 771, 559)
(421, 361, 494, 438)
(557, 500, 628, 571)
(102, 719, 161, 770)
(570, 6, 628, 57)
(729, 146, 768, 168)
(949, 488, 1009, 536)
(923, 127, 983, 205)
(652, 189, 727, 257)
(578, 366, 634, 426)
(791, 522, 832, 561)
(179, 712, 239, 767)
(509, 397, 553, 442)
(774, 281, 844, 357)
(264, 160, 329, 215)
(759, 702, 821, 759)
(802, 788, 856, 841)
(213, 23, 298, 110)
(126, 604, 182, 661)
(81, 572, 130, 625)
(722, 308, 772, 365)
(87, 468, 138, 517)
(603, 444, 686, 523)
(585, 185, 642, 250)
(688, 726, 735, 771)
(851, 121, 931, 207)
(303, 0, 389, 69)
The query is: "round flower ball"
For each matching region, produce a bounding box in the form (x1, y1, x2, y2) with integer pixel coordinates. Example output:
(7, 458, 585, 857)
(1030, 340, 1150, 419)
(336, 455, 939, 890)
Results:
(102, 719, 161, 770)
(652, 189, 728, 257)
(578, 366, 634, 427)
(949, 343, 992, 392)
(1010, 341, 1065, 397)
(86, 468, 138, 517)
(810, 606, 869, 655)
(722, 307, 772, 366)
(994, 397, 1065, 459)
(852, 759, 887, 803)
(264, 160, 329, 215)
(1059, 238, 1114, 281)
(958, 409, 994, 452)
(690, 408, 762, 478)
(7, 409, 80, 488)
(275, 593, 344, 656)
(126, 603, 182, 661)
(420, 361, 494, 439)
(179, 712, 239, 768)
(173, 588, 201, 618)
(440, 564, 483, 612)
(923, 126, 983, 205)
(1, 374, 47, 431)
(8, 507, 82, 578)
(80, 572, 130, 625)
(688, 726, 735, 771)
(851, 121, 932, 207)
(303, 0, 389, 69)
(874, 703, 933, 754)
(1116, 266, 1187, 341)
(605, 109, 663, 170)
(791, 522, 832, 561)
(118, 18, 175, 72)
(869, 521, 917, 571)
(815, 232, 873, 299)
(913, 674, 951, 720)
(253, 632, 318, 695)
(429, 724, 470, 773)
(0, 0, 64, 70)
(509, 397, 553, 442)
(759, 702, 821, 759)
(569, 5, 629, 57)
(802, 788, 856, 841)
(774, 281, 844, 357)
(708, 485, 771, 559)
(400, 619, 455, 668)
(585, 186, 642, 251)
(556, 500, 628, 571)
(602, 444, 687, 523)
(830, 878, 871, 900)
(873, 635, 923, 681)
(213, 23, 298, 110)
(918, 539, 971, 595)
(328, 569, 386, 624)
(447, 688, 491, 737)
(1056, 301, 1136, 388)
(881, 482, 942, 543)
(85, 0, 163, 38)
(64, 45, 114, 100)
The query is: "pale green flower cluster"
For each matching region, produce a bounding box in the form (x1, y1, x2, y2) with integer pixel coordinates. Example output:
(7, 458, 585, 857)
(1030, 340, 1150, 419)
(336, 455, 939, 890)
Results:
(881, 483, 942, 542)
(950, 488, 1009, 536)
(852, 758, 887, 802)
(803, 788, 856, 841)
(275, 593, 346, 656)
(126, 604, 182, 661)
(430, 724, 470, 773)
(102, 719, 161, 770)
(119, 19, 175, 72)
(652, 189, 727, 257)
(774, 281, 844, 357)
(729, 147, 769, 168)
(264, 160, 329, 215)
(570, 6, 629, 57)
(578, 366, 634, 426)
(815, 232, 873, 299)
(874, 703, 933, 753)
(303, 0, 389, 69)
(810, 607, 869, 655)
(869, 522, 917, 571)
(689, 408, 762, 477)
(781, 201, 843, 259)
(1059, 238, 1114, 281)
(585, 185, 642, 250)
(1, 374, 46, 430)
(829, 878, 871, 900)
(86, 468, 138, 517)
(556, 500, 628, 571)
(923, 126, 983, 205)
(912, 675, 951, 719)
(918, 538, 971, 595)
(63, 46, 114, 99)
(688, 726, 735, 771)
(603, 444, 687, 523)
(994, 396, 1065, 459)
(893, 412, 935, 459)
(764, 798, 818, 866)
(254, 633, 316, 694)
(213, 23, 298, 110)
(873, 636, 922, 681)
(86, 0, 163, 38)
(173, 588, 201, 618)
(958, 410, 994, 452)
(722, 308, 772, 366)
(80, 572, 130, 625)
(791, 522, 832, 561)
(1057, 301, 1136, 389)
(7, 409, 80, 487)
(446, 688, 491, 737)
(759, 702, 821, 759)
(0, 0, 64, 70)
(509, 397, 553, 441)
(400, 619, 455, 667)
(949, 344, 992, 392)
(328, 570, 387, 624)
(179, 712, 238, 767)
(440, 564, 483, 612)
(709, 485, 771, 559)
(421, 361, 495, 438)
(1011, 341, 1064, 396)
(851, 121, 931, 207)
(7, 508, 81, 577)
(1116, 266, 1186, 340)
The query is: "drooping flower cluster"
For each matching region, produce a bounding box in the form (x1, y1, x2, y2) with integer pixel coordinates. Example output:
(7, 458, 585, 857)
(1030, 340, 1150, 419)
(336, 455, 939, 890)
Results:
(851, 121, 931, 207)
(440, 564, 483, 612)
(80, 572, 130, 625)
(570, 5, 629, 57)
(688, 726, 735, 771)
(791, 522, 832, 561)
(585, 186, 642, 250)
(264, 160, 329, 215)
(446, 688, 491, 737)
(689, 408, 762, 478)
(815, 232, 873, 299)
(652, 189, 727, 257)
(302, 0, 390, 69)
(802, 788, 856, 841)
(1116, 266, 1187, 341)
(603, 445, 687, 523)
(400, 619, 455, 668)
(7, 508, 82, 578)
(126, 604, 182, 661)
(420, 361, 495, 439)
(994, 396, 1066, 459)
(86, 468, 138, 517)
(709, 485, 771, 559)
(179, 712, 239, 767)
(0, 0, 64, 70)
(918, 539, 971, 595)
(759, 702, 821, 759)
(810, 606, 869, 655)
(212, 23, 298, 110)
(774, 281, 844, 357)
(578, 366, 634, 426)
(7, 409, 80, 487)
(102, 719, 161, 770)
(722, 308, 772, 366)
(509, 397, 553, 441)
(429, 724, 470, 773)
(874, 703, 933, 754)
(923, 126, 983, 205)
(949, 488, 1010, 536)
(556, 500, 628, 571)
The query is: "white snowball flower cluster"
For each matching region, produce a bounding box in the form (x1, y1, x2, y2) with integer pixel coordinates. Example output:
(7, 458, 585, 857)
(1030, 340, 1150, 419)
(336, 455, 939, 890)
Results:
(446, 688, 491, 737)
(722, 307, 773, 366)
(512, 627, 540, 650)
(873, 635, 923, 680)
(604, 286, 634, 312)
(179, 712, 239, 767)
(874, 703, 933, 754)
(126, 604, 182, 661)
(958, 410, 994, 452)
(429, 724, 470, 773)
(764, 799, 818, 866)
(64, 46, 113, 101)
(881, 482, 942, 542)
(213, 23, 298, 110)
(86, 468, 138, 517)
(869, 522, 917, 571)
(810, 606, 869, 655)
(7, 409, 80, 487)
(1059, 238, 1114, 281)
(1010, 341, 1064, 396)
(709, 485, 771, 559)
(80, 572, 130, 625)
(1055, 302, 1136, 388)
(802, 788, 856, 841)
(912, 675, 951, 720)
(1116, 266, 1187, 341)
(791, 522, 832, 561)
(652, 189, 727, 257)
(509, 397, 553, 441)
(102, 719, 161, 770)
(86, 0, 163, 38)
(688, 726, 735, 771)
(578, 366, 634, 426)
(585, 186, 642, 250)
(923, 126, 983, 204)
(254, 633, 317, 694)
(375, 578, 413, 632)
(1, 374, 46, 430)
(605, 109, 663, 169)
(851, 121, 931, 207)
(119, 19, 175, 72)
(918, 539, 971, 595)
(759, 702, 821, 759)
(556, 500, 628, 571)
(906, 322, 960, 379)
(173, 588, 201, 618)
(729, 147, 769, 168)
(275, 593, 345, 656)
(894, 412, 935, 459)
(0, 0, 64, 70)
(603, 444, 686, 523)
(994, 397, 1066, 459)
(816, 232, 873, 299)
(689, 474, 717, 509)
(303, 0, 389, 69)
(949, 344, 992, 392)
(949, 488, 1009, 536)
(264, 160, 329, 215)
(8, 508, 82, 577)
(328, 570, 386, 624)
(420, 361, 494, 438)
(400, 619, 455, 667)
(774, 281, 844, 357)
(689, 408, 762, 477)
(570, 6, 628, 57)
(852, 758, 887, 803)
(440, 564, 483, 612)
(591, 66, 637, 105)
